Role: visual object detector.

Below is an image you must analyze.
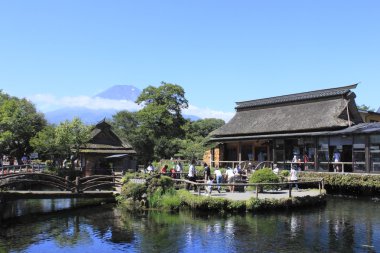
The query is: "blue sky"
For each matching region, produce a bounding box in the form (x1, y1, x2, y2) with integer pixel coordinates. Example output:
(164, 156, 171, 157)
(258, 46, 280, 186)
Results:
(0, 0, 379, 121)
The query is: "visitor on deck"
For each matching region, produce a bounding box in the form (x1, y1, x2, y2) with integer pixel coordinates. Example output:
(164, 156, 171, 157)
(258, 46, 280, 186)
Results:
(225, 167, 235, 193)
(214, 166, 222, 193)
(204, 163, 211, 181)
(187, 160, 197, 191)
(290, 165, 299, 190)
(205, 176, 213, 196)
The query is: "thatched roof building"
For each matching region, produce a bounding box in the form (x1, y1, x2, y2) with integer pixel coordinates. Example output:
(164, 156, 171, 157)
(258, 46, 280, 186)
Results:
(206, 84, 380, 174)
(211, 84, 363, 141)
(79, 120, 137, 176)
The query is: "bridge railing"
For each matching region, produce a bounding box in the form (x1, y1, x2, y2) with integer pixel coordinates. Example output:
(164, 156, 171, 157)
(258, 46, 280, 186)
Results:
(0, 163, 46, 175)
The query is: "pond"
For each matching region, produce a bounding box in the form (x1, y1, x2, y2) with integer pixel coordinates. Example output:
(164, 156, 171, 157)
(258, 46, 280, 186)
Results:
(0, 196, 379, 252)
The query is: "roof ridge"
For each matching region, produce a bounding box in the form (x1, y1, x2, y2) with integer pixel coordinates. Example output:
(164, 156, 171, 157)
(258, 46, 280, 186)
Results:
(236, 83, 358, 109)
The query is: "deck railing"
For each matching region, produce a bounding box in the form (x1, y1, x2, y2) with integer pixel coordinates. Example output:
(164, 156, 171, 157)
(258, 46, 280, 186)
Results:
(173, 178, 325, 198)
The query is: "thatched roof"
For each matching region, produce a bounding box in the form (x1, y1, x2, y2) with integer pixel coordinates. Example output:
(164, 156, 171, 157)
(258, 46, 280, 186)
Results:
(211, 84, 363, 139)
(79, 119, 136, 155)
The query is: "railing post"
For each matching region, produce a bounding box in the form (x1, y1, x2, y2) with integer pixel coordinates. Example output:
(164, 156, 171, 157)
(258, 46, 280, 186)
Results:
(197, 183, 201, 196)
(289, 182, 292, 198)
(65, 176, 69, 191)
(255, 185, 258, 198)
(75, 177, 80, 193)
(322, 178, 325, 191)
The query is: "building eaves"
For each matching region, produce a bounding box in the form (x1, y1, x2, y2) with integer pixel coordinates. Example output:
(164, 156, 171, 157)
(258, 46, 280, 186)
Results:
(235, 83, 357, 110)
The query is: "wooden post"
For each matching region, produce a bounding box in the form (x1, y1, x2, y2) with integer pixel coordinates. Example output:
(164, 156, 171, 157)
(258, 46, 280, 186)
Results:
(75, 177, 80, 193)
(289, 182, 292, 198)
(322, 178, 325, 191)
(197, 183, 201, 196)
(319, 180, 321, 194)
(255, 185, 259, 198)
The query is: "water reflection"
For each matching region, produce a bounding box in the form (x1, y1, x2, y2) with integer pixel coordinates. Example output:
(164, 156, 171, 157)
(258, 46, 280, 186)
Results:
(0, 196, 379, 252)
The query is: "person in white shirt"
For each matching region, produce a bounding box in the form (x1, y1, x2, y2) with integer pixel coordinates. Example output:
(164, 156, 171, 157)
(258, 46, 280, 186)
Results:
(290, 165, 299, 190)
(146, 163, 155, 174)
(175, 161, 183, 179)
(205, 177, 213, 196)
(225, 167, 235, 193)
(214, 166, 222, 193)
(187, 160, 197, 190)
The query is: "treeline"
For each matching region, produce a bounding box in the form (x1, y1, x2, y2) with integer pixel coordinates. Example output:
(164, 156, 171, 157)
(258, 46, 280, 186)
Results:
(0, 82, 224, 165)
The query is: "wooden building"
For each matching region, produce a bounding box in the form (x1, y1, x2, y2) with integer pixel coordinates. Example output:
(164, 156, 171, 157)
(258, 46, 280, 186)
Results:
(79, 120, 137, 176)
(209, 84, 380, 173)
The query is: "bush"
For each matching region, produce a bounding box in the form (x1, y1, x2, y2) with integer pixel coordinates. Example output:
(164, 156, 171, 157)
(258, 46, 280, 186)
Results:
(147, 175, 174, 195)
(298, 171, 380, 196)
(249, 168, 280, 192)
(121, 182, 147, 201)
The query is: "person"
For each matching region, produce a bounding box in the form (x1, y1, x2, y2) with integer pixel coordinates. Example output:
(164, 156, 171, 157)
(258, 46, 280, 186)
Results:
(170, 166, 177, 179)
(225, 166, 235, 193)
(205, 176, 213, 196)
(146, 163, 155, 174)
(161, 164, 168, 174)
(290, 165, 299, 190)
(187, 160, 197, 191)
(303, 153, 309, 171)
(258, 151, 265, 162)
(204, 163, 211, 181)
(273, 164, 279, 175)
(233, 164, 242, 181)
(21, 153, 28, 165)
(175, 161, 183, 179)
(333, 149, 341, 172)
(214, 166, 223, 193)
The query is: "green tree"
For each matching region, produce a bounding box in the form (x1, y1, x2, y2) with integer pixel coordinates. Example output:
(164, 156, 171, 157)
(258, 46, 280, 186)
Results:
(30, 125, 64, 160)
(55, 117, 91, 162)
(0, 92, 47, 161)
(112, 82, 188, 163)
(357, 104, 375, 112)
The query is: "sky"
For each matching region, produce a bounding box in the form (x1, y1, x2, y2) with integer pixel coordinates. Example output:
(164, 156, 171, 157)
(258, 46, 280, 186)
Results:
(0, 0, 379, 122)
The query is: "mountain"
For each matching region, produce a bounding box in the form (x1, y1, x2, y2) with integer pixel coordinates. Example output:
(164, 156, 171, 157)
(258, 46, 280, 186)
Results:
(94, 85, 141, 101)
(44, 85, 201, 124)
(45, 107, 118, 125)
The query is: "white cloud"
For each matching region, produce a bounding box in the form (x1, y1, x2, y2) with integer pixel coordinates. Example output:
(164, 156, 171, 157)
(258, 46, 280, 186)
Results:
(28, 94, 235, 122)
(28, 94, 142, 112)
(183, 104, 234, 122)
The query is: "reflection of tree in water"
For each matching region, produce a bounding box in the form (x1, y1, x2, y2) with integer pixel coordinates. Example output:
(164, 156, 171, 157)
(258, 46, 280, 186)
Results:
(0, 204, 134, 252)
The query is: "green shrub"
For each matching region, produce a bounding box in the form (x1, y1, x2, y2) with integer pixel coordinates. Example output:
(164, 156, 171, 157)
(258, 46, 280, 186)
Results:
(147, 176, 174, 195)
(121, 182, 147, 201)
(298, 172, 380, 196)
(249, 168, 280, 192)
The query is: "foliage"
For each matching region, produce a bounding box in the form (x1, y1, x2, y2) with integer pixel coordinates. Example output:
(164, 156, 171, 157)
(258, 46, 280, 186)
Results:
(55, 117, 91, 159)
(30, 125, 64, 160)
(298, 172, 380, 196)
(249, 168, 280, 192)
(121, 182, 147, 201)
(147, 175, 174, 195)
(111, 83, 225, 164)
(357, 104, 375, 112)
(0, 91, 47, 160)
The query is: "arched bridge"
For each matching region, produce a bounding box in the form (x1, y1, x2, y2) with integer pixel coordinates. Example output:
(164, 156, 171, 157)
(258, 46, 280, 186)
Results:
(0, 173, 123, 193)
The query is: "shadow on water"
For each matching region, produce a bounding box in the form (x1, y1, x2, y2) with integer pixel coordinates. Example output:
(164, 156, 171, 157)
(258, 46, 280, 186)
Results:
(0, 196, 379, 252)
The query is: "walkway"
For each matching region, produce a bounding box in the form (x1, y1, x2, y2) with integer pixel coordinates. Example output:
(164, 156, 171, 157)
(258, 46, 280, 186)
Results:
(197, 189, 323, 201)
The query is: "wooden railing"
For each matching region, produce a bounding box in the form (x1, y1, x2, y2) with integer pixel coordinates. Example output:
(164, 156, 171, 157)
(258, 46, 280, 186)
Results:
(173, 178, 325, 198)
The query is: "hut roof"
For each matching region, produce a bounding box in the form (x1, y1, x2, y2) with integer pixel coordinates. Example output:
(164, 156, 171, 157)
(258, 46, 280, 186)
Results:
(211, 84, 363, 138)
(79, 119, 136, 155)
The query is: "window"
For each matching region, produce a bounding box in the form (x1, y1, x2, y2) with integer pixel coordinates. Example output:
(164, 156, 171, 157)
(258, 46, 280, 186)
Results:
(353, 136, 365, 172)
(274, 139, 285, 169)
(318, 137, 329, 171)
(370, 135, 380, 172)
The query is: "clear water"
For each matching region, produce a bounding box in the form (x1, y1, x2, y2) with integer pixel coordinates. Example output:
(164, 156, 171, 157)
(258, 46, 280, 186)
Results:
(0, 196, 379, 253)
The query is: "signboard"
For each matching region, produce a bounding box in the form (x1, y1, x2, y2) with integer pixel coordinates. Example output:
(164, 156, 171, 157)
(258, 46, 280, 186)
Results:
(30, 153, 39, 159)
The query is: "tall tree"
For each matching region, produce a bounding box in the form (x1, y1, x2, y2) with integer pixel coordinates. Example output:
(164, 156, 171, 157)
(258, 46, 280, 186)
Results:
(55, 118, 91, 161)
(0, 93, 46, 161)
